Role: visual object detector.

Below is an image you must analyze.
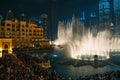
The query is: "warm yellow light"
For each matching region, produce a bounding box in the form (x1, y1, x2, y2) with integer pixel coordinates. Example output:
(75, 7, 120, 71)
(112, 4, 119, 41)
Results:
(0, 48, 2, 58)
(0, 48, 2, 51)
(9, 48, 12, 54)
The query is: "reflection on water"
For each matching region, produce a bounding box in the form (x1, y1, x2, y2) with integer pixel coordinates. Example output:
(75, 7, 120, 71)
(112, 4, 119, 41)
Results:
(34, 51, 120, 79)
(51, 63, 120, 79)
(46, 51, 120, 79)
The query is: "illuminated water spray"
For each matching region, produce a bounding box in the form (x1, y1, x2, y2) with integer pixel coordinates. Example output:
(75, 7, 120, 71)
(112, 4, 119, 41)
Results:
(54, 17, 120, 60)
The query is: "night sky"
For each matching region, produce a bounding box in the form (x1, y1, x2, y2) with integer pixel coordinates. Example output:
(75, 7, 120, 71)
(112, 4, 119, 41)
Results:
(0, 0, 99, 39)
(0, 0, 99, 20)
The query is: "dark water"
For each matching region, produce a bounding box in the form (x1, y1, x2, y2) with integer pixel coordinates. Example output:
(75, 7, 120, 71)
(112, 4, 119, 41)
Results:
(51, 64, 120, 79)
(35, 50, 120, 79)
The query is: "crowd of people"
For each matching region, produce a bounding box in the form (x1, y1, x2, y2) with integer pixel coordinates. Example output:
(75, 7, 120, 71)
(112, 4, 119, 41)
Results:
(0, 53, 73, 80)
(76, 71, 120, 80)
(0, 52, 120, 80)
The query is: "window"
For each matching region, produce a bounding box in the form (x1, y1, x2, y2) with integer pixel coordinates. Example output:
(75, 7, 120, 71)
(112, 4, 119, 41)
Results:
(22, 37, 24, 41)
(12, 24, 15, 27)
(29, 33, 32, 36)
(1, 28, 4, 30)
(16, 29, 20, 31)
(16, 24, 20, 28)
(29, 30, 32, 32)
(12, 33, 15, 35)
(7, 28, 10, 31)
(40, 34, 43, 36)
(7, 23, 11, 26)
(1, 22, 5, 26)
(30, 39, 32, 41)
(22, 33, 25, 35)
(1, 32, 4, 35)
(12, 29, 15, 31)
(26, 24, 28, 28)
(22, 29, 24, 31)
(22, 25, 25, 27)
(4, 44, 8, 49)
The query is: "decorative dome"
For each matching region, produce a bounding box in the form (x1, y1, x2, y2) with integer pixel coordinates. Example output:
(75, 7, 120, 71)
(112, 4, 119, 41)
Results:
(6, 10, 14, 20)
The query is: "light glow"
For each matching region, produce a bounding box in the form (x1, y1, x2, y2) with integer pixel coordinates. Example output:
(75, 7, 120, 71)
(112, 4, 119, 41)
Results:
(54, 17, 120, 60)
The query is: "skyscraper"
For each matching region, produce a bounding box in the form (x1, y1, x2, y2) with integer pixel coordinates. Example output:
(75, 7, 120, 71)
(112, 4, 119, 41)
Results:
(113, 0, 120, 35)
(99, 0, 112, 30)
(40, 13, 48, 39)
(49, 0, 58, 40)
(114, 0, 120, 19)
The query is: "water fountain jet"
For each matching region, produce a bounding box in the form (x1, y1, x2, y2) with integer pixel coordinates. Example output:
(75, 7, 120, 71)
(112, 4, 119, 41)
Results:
(54, 17, 120, 61)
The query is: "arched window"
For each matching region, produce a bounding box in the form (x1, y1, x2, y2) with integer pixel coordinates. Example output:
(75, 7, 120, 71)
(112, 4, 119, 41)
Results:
(4, 44, 8, 49)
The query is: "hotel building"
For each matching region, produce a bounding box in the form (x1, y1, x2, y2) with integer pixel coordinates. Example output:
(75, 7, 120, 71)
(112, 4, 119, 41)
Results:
(0, 10, 50, 48)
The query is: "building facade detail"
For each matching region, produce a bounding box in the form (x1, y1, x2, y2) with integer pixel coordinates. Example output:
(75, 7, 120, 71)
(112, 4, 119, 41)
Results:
(0, 11, 50, 48)
(0, 39, 12, 57)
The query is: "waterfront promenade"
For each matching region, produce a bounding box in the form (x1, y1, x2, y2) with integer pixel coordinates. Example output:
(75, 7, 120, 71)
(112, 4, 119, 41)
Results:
(0, 50, 120, 80)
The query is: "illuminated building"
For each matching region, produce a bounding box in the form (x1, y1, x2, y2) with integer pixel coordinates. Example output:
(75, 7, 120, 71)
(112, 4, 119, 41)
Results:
(98, 0, 120, 34)
(113, 0, 120, 35)
(99, 0, 112, 30)
(89, 12, 98, 35)
(0, 39, 12, 57)
(113, 0, 120, 24)
(0, 10, 50, 48)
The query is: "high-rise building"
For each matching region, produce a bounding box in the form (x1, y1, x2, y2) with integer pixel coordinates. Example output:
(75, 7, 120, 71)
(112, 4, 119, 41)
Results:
(89, 11, 98, 35)
(50, 0, 58, 40)
(114, 0, 120, 23)
(40, 13, 48, 39)
(89, 12, 98, 27)
(113, 0, 120, 35)
(99, 0, 112, 30)
(98, 0, 120, 34)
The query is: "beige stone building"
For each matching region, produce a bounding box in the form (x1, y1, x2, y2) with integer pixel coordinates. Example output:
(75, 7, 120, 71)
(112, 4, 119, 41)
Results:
(0, 10, 50, 48)
(0, 19, 44, 48)
(0, 39, 12, 57)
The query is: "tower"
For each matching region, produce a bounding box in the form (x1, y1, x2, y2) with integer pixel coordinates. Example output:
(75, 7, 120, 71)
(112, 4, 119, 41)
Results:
(89, 12, 98, 35)
(99, 0, 112, 30)
(114, 0, 120, 25)
(20, 13, 26, 21)
(89, 12, 97, 27)
(113, 0, 120, 35)
(40, 13, 48, 39)
(50, 0, 58, 40)
(6, 10, 14, 20)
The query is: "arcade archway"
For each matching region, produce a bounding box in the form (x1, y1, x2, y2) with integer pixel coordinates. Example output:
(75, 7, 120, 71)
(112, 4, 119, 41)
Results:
(0, 39, 12, 57)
